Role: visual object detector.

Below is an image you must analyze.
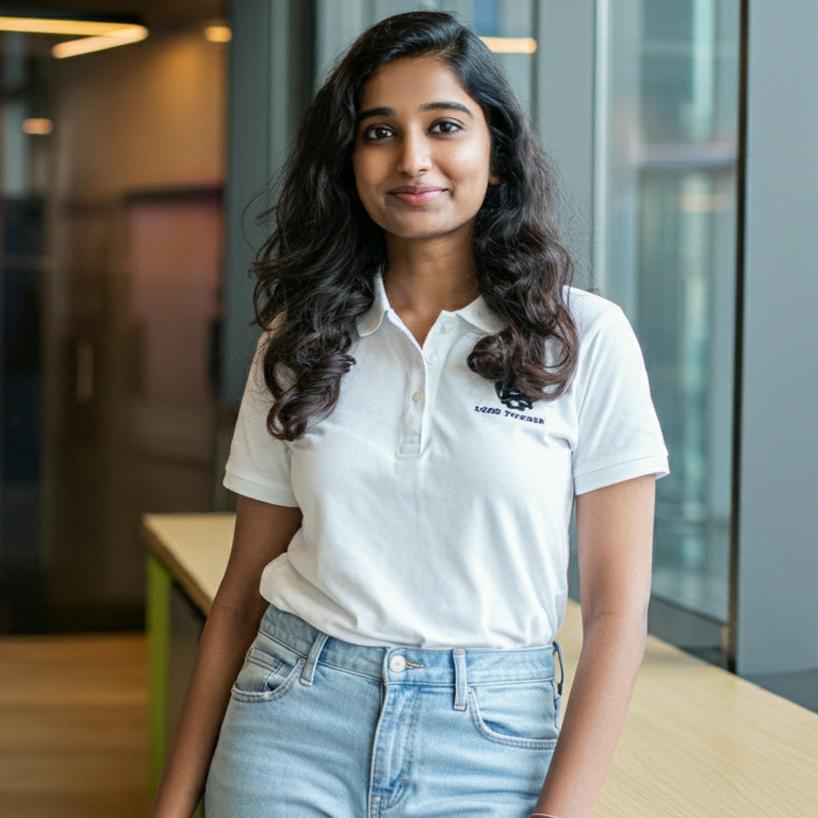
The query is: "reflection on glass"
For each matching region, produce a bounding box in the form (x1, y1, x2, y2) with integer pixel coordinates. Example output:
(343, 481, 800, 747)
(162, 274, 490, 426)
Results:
(598, 0, 740, 628)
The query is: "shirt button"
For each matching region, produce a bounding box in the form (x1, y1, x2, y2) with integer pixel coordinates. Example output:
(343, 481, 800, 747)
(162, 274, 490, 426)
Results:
(425, 353, 437, 363)
(442, 323, 452, 333)
(390, 655, 407, 672)
(411, 390, 424, 402)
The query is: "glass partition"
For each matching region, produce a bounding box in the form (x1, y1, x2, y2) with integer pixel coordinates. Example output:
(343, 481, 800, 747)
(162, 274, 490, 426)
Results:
(594, 0, 741, 657)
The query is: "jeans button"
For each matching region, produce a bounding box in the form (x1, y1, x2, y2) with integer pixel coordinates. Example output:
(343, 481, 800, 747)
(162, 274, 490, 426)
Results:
(390, 654, 407, 672)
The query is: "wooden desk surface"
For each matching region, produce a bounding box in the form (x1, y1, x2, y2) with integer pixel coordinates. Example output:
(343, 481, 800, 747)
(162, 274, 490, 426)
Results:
(143, 512, 818, 817)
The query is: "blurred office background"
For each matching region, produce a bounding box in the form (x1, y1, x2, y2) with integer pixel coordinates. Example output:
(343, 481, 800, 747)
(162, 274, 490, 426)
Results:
(1, 0, 815, 730)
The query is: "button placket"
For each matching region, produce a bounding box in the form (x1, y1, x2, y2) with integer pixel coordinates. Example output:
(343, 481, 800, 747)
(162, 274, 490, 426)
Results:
(395, 332, 425, 454)
(396, 314, 459, 457)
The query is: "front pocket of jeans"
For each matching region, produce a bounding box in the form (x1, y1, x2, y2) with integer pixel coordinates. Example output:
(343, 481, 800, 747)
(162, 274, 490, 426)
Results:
(230, 644, 305, 703)
(467, 679, 560, 749)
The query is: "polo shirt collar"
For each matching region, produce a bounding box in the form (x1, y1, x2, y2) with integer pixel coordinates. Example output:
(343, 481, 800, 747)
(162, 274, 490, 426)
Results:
(356, 269, 505, 337)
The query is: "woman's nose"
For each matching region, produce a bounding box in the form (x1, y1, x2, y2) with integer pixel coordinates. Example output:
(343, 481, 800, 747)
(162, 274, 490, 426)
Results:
(395, 131, 431, 176)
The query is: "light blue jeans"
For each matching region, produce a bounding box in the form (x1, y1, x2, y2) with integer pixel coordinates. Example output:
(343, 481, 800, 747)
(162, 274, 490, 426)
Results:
(204, 602, 565, 817)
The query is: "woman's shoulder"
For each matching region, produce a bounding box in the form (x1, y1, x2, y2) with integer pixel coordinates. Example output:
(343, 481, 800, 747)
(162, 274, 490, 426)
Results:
(560, 283, 626, 341)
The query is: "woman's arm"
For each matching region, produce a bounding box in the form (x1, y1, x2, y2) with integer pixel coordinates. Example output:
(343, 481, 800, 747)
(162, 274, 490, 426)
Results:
(530, 473, 656, 818)
(147, 496, 303, 818)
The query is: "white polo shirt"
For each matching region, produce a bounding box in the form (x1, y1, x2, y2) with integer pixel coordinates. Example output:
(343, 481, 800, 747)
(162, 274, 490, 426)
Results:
(223, 270, 670, 649)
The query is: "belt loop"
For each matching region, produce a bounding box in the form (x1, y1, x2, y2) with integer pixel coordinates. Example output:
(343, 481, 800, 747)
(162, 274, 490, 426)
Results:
(299, 631, 329, 686)
(452, 647, 467, 710)
(552, 640, 564, 696)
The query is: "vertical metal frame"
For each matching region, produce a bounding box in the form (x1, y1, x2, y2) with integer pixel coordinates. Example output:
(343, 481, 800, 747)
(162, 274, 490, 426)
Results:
(726, 0, 749, 675)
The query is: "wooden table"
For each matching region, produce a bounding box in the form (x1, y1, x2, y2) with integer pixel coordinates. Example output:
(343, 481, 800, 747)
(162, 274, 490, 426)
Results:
(144, 512, 818, 817)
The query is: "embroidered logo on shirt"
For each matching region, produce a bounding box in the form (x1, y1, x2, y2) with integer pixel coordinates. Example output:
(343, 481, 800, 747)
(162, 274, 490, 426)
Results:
(494, 380, 534, 411)
(472, 380, 545, 425)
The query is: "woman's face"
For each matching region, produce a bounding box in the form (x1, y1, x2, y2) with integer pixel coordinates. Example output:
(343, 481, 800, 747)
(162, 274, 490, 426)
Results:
(351, 55, 499, 242)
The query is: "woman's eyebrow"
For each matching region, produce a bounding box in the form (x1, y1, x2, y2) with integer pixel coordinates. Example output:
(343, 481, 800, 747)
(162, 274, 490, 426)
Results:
(356, 100, 474, 124)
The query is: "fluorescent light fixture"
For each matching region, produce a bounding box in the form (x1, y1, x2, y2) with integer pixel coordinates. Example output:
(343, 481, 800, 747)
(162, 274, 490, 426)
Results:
(204, 24, 231, 43)
(0, 13, 148, 58)
(23, 117, 54, 135)
(0, 16, 130, 35)
(479, 36, 537, 54)
(52, 25, 148, 58)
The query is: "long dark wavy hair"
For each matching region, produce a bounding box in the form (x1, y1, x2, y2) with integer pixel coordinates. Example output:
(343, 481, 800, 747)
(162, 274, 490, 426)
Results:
(248, 10, 580, 441)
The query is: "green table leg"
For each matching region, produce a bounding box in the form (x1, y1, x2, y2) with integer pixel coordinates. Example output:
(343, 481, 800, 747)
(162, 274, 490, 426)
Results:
(147, 553, 204, 817)
(147, 553, 170, 795)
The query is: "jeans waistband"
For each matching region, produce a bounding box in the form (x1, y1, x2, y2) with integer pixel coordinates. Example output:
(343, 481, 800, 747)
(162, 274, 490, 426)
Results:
(259, 603, 565, 695)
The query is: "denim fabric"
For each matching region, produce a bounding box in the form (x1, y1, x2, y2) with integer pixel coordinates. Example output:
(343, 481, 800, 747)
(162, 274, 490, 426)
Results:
(204, 603, 566, 817)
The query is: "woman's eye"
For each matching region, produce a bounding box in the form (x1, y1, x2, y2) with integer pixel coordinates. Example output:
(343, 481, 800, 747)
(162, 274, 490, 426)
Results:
(361, 120, 462, 141)
(362, 125, 393, 140)
(430, 120, 462, 135)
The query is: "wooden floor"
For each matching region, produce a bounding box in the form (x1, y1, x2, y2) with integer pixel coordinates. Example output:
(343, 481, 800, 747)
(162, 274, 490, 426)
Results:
(0, 632, 150, 817)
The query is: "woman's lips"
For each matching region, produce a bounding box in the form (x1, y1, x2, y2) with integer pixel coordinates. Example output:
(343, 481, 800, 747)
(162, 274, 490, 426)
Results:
(389, 189, 447, 206)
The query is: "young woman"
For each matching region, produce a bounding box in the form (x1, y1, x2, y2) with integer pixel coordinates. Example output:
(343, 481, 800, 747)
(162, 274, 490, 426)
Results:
(149, 11, 669, 818)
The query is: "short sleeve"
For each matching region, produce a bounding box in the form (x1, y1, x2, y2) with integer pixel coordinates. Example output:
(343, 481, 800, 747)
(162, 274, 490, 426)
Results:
(571, 302, 670, 495)
(222, 329, 299, 507)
